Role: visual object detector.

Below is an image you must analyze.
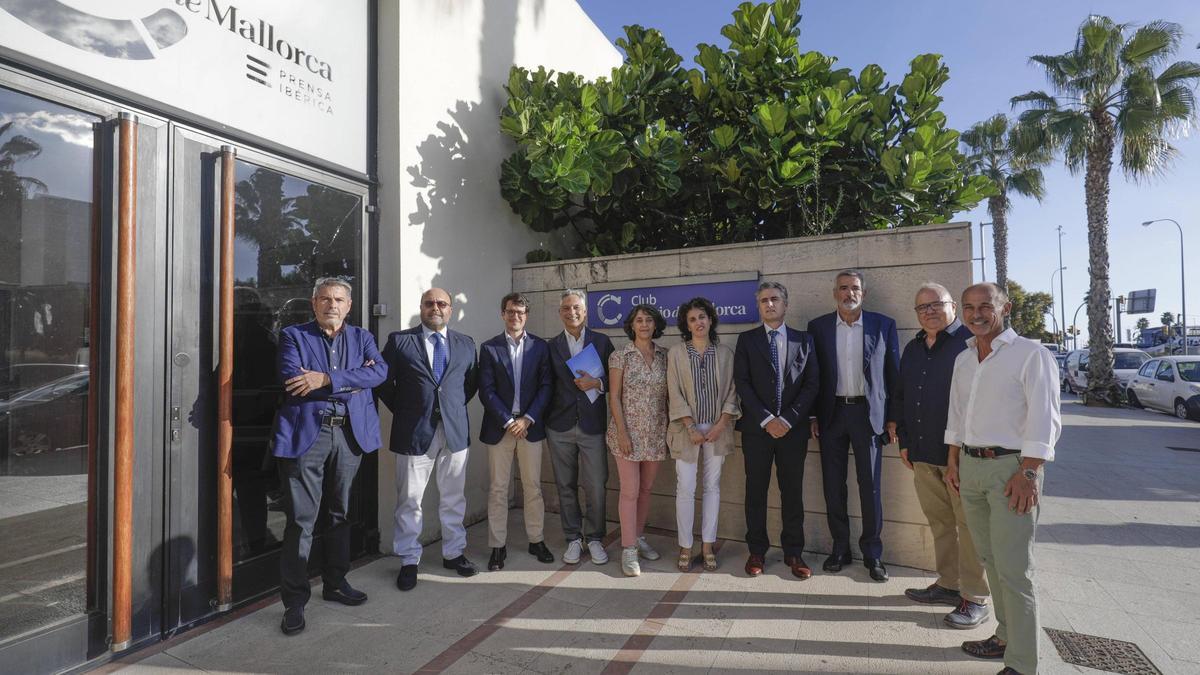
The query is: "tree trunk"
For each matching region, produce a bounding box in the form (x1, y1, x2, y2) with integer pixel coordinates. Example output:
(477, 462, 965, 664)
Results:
(1083, 113, 1119, 405)
(987, 194, 1009, 292)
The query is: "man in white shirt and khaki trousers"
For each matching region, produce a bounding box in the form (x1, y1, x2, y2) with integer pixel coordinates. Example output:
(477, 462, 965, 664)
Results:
(945, 283, 1061, 675)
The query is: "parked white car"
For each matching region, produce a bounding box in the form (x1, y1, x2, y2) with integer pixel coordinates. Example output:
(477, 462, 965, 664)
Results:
(1062, 348, 1150, 395)
(1125, 356, 1200, 420)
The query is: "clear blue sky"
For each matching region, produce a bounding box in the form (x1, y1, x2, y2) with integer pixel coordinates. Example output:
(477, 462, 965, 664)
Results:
(577, 0, 1200, 345)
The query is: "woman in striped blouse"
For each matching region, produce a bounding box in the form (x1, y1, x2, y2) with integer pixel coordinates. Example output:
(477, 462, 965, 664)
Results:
(666, 297, 741, 572)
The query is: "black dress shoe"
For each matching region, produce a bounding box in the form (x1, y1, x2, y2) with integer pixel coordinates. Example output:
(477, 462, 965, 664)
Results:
(528, 541, 554, 563)
(488, 546, 507, 571)
(864, 558, 888, 582)
(322, 580, 368, 606)
(443, 555, 478, 577)
(823, 553, 852, 573)
(280, 606, 305, 635)
(396, 564, 418, 591)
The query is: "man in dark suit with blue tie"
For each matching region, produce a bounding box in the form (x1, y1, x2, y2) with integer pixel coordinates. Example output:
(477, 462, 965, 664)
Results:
(733, 281, 820, 579)
(378, 288, 479, 591)
(807, 270, 900, 582)
(273, 278, 387, 635)
(478, 292, 555, 571)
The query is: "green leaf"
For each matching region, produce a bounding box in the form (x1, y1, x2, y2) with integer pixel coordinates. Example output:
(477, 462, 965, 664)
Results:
(558, 168, 591, 193)
(710, 125, 739, 150)
(756, 103, 789, 136)
(580, 85, 598, 109)
(881, 147, 903, 180)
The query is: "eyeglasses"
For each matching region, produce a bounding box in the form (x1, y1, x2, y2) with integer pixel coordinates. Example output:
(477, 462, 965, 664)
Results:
(503, 309, 527, 317)
(914, 301, 950, 313)
(422, 300, 450, 309)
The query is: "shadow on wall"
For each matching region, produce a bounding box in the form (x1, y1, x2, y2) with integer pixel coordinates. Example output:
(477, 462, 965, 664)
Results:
(403, 0, 555, 330)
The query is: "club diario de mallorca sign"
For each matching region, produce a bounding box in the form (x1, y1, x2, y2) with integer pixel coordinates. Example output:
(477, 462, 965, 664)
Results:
(0, 0, 367, 174)
(587, 273, 761, 330)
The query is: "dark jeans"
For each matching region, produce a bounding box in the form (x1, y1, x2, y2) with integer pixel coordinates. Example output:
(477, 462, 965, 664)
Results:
(742, 429, 807, 557)
(545, 426, 608, 543)
(819, 402, 884, 559)
(277, 423, 363, 609)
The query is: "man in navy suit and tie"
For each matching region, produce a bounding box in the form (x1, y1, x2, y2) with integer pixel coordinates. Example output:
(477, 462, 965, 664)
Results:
(808, 270, 900, 582)
(378, 288, 479, 590)
(733, 281, 820, 579)
(478, 292, 555, 571)
(273, 278, 387, 635)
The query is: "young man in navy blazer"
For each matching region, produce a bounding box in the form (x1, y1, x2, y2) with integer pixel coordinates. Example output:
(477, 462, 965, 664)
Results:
(544, 289, 615, 565)
(807, 270, 900, 582)
(378, 288, 479, 591)
(273, 278, 387, 635)
(478, 293, 555, 571)
(733, 281, 820, 579)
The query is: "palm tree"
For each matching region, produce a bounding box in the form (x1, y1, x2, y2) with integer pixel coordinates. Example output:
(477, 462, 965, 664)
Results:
(1011, 16, 1200, 405)
(1160, 311, 1175, 327)
(961, 114, 1049, 292)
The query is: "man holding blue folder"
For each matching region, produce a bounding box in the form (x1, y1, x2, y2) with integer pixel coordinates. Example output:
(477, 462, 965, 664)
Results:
(545, 289, 615, 564)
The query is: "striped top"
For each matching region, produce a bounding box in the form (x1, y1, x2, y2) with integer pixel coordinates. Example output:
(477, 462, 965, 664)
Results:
(687, 342, 719, 425)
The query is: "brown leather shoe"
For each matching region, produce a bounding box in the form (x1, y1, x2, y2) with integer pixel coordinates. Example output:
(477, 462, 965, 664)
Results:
(744, 554, 765, 576)
(784, 555, 813, 580)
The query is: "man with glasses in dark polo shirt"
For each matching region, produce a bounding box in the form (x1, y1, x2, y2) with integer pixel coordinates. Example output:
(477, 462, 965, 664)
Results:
(888, 282, 990, 630)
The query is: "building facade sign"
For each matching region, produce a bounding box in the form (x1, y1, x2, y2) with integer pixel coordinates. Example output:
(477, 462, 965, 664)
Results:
(0, 0, 367, 173)
(587, 275, 760, 329)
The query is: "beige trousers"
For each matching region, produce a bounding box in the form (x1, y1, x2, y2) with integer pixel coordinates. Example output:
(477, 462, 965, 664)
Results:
(913, 461, 990, 603)
(487, 434, 545, 548)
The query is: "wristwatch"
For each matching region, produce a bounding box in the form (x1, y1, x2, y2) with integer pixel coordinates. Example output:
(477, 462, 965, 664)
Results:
(1021, 468, 1039, 481)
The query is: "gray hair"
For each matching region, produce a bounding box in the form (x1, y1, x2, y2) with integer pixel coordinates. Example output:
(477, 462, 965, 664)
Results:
(964, 282, 1010, 306)
(312, 277, 353, 298)
(561, 288, 587, 303)
(915, 282, 954, 303)
(835, 269, 865, 287)
(756, 280, 789, 303)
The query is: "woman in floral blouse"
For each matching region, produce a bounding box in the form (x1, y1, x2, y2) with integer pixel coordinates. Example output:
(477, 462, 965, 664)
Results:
(607, 304, 669, 577)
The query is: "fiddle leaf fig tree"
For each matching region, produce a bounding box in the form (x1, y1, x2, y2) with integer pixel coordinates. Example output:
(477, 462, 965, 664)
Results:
(500, 0, 995, 258)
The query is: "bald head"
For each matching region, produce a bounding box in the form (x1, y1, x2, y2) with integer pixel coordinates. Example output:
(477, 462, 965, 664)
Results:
(420, 287, 452, 330)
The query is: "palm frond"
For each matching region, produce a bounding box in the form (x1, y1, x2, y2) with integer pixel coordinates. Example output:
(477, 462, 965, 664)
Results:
(1028, 55, 1076, 93)
(1006, 168, 1046, 201)
(1119, 132, 1177, 182)
(1120, 21, 1183, 69)
(1156, 60, 1200, 89)
(1011, 90, 1058, 110)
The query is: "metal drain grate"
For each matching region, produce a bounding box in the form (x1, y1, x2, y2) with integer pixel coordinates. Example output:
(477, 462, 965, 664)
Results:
(1044, 628, 1161, 675)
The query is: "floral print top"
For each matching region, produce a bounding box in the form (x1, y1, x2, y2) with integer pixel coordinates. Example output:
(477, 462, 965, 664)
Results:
(606, 341, 669, 461)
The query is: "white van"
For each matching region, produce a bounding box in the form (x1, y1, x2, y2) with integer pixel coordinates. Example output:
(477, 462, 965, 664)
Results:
(1063, 348, 1151, 395)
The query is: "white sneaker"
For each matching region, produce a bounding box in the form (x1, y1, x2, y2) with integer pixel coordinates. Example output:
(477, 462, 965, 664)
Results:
(621, 546, 641, 577)
(563, 538, 584, 564)
(587, 540, 609, 565)
(636, 536, 660, 561)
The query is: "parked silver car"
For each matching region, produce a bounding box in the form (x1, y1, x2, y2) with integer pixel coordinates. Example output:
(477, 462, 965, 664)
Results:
(1125, 356, 1200, 420)
(1063, 348, 1150, 395)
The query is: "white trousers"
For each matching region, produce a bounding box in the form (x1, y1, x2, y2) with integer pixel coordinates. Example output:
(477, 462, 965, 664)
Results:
(392, 424, 469, 565)
(675, 429, 724, 548)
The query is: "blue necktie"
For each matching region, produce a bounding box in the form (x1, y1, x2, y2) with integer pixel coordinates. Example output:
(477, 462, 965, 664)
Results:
(768, 329, 782, 414)
(432, 332, 447, 383)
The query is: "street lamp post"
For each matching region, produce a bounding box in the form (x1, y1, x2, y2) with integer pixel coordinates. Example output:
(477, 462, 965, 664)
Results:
(1072, 300, 1086, 351)
(1057, 225, 1067, 352)
(1141, 219, 1187, 355)
(1051, 266, 1067, 347)
(979, 221, 993, 283)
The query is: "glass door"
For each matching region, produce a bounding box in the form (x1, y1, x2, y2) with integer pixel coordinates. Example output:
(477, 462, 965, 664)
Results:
(165, 126, 374, 629)
(0, 83, 106, 671)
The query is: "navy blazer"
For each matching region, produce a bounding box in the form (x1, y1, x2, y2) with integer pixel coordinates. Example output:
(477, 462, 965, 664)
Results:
(733, 324, 820, 437)
(545, 329, 615, 435)
(273, 321, 387, 459)
(807, 310, 900, 436)
(377, 326, 478, 455)
(478, 332, 553, 444)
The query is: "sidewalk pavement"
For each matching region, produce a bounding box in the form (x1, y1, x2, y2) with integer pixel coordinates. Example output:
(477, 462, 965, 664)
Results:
(101, 396, 1200, 674)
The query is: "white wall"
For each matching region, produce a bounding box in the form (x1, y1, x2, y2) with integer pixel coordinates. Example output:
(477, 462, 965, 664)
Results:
(375, 1, 621, 547)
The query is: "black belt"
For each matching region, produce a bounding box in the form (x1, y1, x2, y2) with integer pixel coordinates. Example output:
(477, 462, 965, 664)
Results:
(963, 445, 1019, 459)
(834, 396, 866, 405)
(320, 413, 348, 427)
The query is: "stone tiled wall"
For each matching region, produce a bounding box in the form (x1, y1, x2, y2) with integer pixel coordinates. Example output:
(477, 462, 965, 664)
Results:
(511, 222, 975, 571)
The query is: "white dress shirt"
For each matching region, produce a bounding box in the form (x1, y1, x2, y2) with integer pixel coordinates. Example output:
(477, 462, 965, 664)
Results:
(835, 313, 865, 396)
(944, 328, 1061, 461)
(421, 325, 450, 371)
(761, 323, 791, 428)
(505, 331, 533, 424)
(565, 327, 587, 357)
